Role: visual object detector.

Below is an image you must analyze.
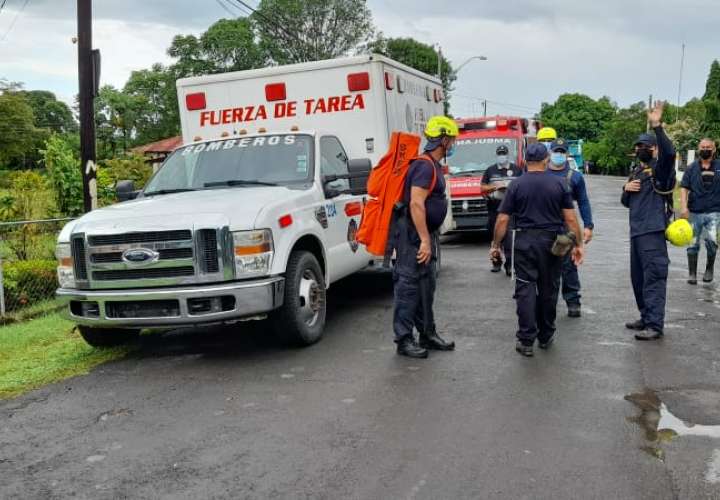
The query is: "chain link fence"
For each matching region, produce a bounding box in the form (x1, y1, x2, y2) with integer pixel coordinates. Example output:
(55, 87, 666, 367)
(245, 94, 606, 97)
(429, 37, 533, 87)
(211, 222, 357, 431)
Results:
(0, 218, 73, 322)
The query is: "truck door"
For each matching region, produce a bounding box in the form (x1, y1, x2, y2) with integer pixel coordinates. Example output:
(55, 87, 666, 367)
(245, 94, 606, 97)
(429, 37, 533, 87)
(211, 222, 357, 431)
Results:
(319, 136, 368, 282)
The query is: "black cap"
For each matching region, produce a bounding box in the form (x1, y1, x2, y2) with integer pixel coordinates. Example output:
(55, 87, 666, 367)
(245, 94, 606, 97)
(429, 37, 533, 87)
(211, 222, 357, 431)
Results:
(635, 133, 657, 147)
(496, 144, 509, 155)
(551, 139, 569, 153)
(526, 143, 549, 162)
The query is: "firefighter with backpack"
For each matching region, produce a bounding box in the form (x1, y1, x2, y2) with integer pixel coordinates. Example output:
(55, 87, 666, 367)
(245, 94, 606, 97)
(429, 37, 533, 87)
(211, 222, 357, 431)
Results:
(621, 100, 676, 341)
(546, 138, 594, 318)
(390, 116, 458, 358)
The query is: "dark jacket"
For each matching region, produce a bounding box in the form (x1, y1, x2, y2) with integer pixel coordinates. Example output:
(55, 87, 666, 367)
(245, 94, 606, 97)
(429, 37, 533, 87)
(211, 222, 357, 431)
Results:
(547, 165, 594, 229)
(680, 159, 720, 213)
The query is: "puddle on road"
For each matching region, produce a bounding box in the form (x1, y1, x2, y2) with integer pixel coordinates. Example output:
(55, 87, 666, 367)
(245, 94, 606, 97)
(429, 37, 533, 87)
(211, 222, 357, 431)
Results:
(625, 389, 720, 461)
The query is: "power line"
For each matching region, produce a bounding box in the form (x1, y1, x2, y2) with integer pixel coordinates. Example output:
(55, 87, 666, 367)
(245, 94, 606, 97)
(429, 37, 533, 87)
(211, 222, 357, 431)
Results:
(0, 0, 9, 16)
(452, 93, 539, 112)
(0, 0, 29, 42)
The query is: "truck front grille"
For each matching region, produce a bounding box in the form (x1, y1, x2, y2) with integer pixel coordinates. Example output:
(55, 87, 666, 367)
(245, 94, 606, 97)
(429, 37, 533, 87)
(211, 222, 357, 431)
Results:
(88, 230, 192, 246)
(197, 229, 219, 273)
(90, 248, 193, 264)
(92, 267, 195, 281)
(452, 198, 488, 215)
(71, 237, 88, 280)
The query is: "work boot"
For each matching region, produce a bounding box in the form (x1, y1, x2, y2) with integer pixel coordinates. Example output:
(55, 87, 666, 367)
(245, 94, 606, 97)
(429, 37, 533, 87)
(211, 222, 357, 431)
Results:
(703, 253, 716, 283)
(491, 261, 502, 273)
(567, 303, 581, 318)
(625, 319, 646, 331)
(634, 328, 664, 341)
(515, 341, 534, 357)
(688, 254, 698, 285)
(419, 328, 455, 351)
(396, 336, 429, 359)
(538, 333, 556, 350)
(505, 264, 512, 277)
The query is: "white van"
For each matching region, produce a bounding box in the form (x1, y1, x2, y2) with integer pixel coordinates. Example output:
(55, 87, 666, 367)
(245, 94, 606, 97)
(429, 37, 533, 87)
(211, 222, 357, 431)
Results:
(56, 55, 446, 348)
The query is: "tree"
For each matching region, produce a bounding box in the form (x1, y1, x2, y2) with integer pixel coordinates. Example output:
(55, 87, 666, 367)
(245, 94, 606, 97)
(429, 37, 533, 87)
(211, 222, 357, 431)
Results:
(539, 94, 616, 142)
(20, 90, 77, 134)
(43, 134, 83, 216)
(94, 85, 144, 157)
(583, 102, 647, 175)
(253, 0, 375, 64)
(123, 64, 180, 145)
(370, 37, 455, 114)
(0, 91, 37, 167)
(703, 60, 720, 101)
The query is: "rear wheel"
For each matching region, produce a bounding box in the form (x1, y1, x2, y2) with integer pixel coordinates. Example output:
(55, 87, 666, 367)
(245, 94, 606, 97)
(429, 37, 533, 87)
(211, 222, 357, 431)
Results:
(273, 251, 326, 346)
(77, 326, 140, 348)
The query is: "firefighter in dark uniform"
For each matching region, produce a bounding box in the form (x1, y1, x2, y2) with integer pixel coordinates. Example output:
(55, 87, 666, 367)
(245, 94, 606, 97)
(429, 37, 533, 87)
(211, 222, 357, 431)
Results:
(491, 144, 584, 357)
(482, 144, 523, 274)
(622, 101, 676, 341)
(392, 116, 457, 359)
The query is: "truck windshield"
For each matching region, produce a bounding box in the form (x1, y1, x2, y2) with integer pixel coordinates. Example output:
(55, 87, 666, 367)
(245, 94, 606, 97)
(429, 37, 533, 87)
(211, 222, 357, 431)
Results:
(449, 138, 518, 175)
(144, 134, 314, 195)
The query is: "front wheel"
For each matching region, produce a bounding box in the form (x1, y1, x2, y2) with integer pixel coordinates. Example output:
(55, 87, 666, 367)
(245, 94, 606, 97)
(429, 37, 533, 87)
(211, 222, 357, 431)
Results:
(77, 326, 140, 348)
(272, 251, 326, 346)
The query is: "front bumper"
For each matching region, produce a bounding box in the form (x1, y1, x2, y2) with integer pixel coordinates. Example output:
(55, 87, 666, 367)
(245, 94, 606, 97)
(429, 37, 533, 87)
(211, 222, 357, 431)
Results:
(57, 277, 285, 328)
(451, 214, 490, 231)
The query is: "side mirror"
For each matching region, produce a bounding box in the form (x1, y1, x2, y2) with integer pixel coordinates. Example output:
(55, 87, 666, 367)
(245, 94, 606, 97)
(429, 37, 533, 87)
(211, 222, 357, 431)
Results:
(116, 180, 139, 202)
(347, 158, 371, 195)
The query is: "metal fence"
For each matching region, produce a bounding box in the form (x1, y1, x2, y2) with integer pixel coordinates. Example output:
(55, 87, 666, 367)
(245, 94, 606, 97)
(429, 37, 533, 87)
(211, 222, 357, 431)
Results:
(0, 218, 73, 320)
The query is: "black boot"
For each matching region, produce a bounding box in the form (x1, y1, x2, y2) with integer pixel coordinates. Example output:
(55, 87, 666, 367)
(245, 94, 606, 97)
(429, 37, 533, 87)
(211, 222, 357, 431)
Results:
(703, 253, 716, 283)
(688, 254, 698, 285)
(567, 302, 581, 318)
(396, 336, 428, 358)
(419, 328, 455, 351)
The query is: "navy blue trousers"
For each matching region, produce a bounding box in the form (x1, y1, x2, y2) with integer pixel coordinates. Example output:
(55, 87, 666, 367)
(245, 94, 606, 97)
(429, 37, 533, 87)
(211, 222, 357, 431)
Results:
(561, 253, 582, 305)
(630, 231, 669, 332)
(512, 231, 563, 345)
(392, 217, 438, 342)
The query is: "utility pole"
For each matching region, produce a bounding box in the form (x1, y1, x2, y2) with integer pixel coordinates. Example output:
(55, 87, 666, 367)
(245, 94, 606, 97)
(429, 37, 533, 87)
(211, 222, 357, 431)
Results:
(647, 94, 653, 133)
(437, 44, 442, 81)
(482, 100, 487, 116)
(677, 42, 686, 122)
(77, 0, 97, 212)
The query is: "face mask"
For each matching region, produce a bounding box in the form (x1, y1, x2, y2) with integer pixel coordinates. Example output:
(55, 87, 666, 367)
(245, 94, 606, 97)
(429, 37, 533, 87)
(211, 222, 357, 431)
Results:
(637, 149, 654, 163)
(541, 142, 553, 152)
(550, 153, 566, 166)
(445, 144, 456, 158)
(497, 155, 508, 165)
(699, 150, 713, 160)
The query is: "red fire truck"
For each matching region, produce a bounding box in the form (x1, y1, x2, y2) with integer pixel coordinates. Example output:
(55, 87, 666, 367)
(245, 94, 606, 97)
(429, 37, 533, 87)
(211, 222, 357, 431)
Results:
(447, 116, 537, 232)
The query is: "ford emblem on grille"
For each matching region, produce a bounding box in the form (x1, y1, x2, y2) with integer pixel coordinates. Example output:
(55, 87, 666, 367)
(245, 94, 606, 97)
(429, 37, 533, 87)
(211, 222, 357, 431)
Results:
(122, 248, 159, 266)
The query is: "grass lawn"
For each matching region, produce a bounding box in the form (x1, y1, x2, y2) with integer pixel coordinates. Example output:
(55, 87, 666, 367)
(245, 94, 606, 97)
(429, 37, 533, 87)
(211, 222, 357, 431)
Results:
(0, 314, 131, 399)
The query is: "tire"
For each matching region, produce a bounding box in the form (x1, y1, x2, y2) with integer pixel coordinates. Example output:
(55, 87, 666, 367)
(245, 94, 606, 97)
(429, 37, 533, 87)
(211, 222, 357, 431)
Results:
(77, 326, 140, 348)
(273, 251, 326, 346)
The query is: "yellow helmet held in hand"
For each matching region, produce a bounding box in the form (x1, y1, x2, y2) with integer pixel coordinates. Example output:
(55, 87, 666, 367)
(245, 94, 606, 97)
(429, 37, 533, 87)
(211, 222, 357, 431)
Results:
(666, 219, 694, 247)
(425, 116, 459, 138)
(537, 127, 558, 142)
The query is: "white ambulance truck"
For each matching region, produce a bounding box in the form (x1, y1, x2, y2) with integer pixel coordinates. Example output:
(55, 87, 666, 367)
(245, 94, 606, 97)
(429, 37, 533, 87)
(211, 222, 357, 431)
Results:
(56, 55, 445, 348)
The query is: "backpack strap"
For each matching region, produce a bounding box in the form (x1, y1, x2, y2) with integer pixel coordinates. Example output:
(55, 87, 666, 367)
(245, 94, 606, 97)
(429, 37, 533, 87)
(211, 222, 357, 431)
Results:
(414, 154, 438, 192)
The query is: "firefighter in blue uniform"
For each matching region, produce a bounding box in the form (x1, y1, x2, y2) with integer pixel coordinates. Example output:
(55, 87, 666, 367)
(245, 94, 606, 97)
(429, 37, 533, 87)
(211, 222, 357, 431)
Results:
(621, 101, 676, 341)
(392, 116, 457, 359)
(546, 139, 594, 317)
(491, 143, 585, 357)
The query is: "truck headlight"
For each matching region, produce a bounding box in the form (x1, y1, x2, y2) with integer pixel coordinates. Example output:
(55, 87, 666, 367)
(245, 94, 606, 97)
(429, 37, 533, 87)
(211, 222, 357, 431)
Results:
(55, 242, 76, 289)
(232, 230, 273, 278)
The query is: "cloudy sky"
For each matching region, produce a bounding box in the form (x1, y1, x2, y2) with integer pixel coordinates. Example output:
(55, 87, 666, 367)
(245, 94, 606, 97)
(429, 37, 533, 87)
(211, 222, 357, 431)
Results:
(0, 0, 717, 118)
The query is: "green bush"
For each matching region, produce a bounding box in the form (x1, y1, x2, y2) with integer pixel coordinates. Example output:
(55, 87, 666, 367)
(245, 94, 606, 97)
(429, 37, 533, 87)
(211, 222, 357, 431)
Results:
(43, 134, 83, 216)
(3, 259, 58, 311)
(98, 154, 153, 207)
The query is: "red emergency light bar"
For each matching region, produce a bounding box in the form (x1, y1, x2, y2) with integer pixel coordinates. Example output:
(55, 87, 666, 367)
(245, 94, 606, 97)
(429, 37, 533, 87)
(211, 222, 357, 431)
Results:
(347, 72, 370, 92)
(265, 83, 286, 102)
(186, 92, 206, 111)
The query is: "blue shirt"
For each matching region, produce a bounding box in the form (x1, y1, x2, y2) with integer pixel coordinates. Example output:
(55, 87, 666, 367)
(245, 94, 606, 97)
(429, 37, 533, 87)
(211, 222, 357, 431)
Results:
(547, 164, 594, 229)
(680, 159, 720, 213)
(498, 171, 574, 233)
(404, 157, 448, 232)
(621, 126, 676, 238)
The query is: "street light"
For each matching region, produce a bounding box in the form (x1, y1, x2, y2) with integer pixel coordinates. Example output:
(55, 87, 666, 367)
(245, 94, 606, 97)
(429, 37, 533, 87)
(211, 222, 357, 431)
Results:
(455, 55, 488, 74)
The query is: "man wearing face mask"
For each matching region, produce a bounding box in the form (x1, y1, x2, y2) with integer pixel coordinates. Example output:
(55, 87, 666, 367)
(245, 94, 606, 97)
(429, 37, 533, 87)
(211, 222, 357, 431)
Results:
(482, 144, 524, 273)
(546, 139, 594, 318)
(392, 116, 457, 358)
(621, 101, 676, 341)
(680, 138, 720, 284)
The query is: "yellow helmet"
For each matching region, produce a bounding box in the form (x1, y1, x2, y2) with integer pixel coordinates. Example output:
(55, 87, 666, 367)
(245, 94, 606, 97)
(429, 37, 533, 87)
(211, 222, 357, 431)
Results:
(537, 127, 558, 142)
(425, 116, 459, 139)
(666, 219, 694, 247)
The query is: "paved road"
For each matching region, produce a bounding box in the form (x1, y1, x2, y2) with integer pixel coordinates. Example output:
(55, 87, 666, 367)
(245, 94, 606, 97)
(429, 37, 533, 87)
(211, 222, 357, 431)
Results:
(2, 176, 720, 499)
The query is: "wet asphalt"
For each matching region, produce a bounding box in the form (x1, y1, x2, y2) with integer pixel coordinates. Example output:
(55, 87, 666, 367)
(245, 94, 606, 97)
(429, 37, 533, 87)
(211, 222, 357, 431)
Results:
(2, 176, 720, 499)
